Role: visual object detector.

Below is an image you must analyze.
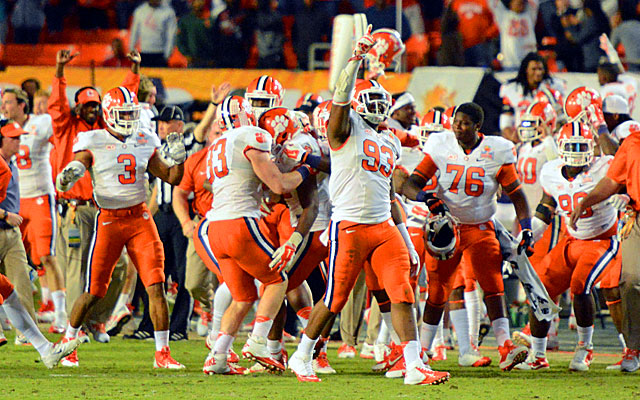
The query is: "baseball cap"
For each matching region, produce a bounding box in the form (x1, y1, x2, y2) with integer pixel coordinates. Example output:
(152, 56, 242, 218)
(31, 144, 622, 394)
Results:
(151, 105, 185, 122)
(1, 121, 27, 138)
(76, 87, 101, 105)
(602, 94, 629, 115)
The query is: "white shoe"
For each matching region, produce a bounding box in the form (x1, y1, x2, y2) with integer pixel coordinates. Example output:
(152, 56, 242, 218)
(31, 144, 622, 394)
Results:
(360, 342, 375, 359)
(41, 339, 80, 369)
(404, 363, 449, 385)
(373, 343, 390, 362)
(458, 346, 492, 367)
(621, 349, 640, 373)
(15, 334, 31, 346)
(86, 321, 110, 343)
(241, 334, 285, 372)
(569, 342, 593, 371)
(312, 351, 336, 374)
(289, 351, 321, 382)
(196, 313, 212, 337)
(203, 351, 246, 375)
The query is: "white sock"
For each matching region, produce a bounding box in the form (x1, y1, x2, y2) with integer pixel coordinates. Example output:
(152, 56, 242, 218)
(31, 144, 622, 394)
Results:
(492, 317, 510, 347)
(114, 293, 129, 311)
(298, 333, 318, 357)
(51, 290, 67, 325)
(65, 323, 79, 339)
(380, 312, 401, 345)
(549, 316, 558, 337)
(619, 333, 627, 349)
(296, 307, 311, 330)
(577, 325, 593, 345)
(376, 319, 390, 345)
(464, 289, 481, 347)
(450, 309, 471, 355)
(420, 323, 438, 350)
(41, 286, 51, 304)
(251, 316, 273, 338)
(154, 330, 169, 351)
(212, 283, 232, 337)
(403, 339, 423, 369)
(532, 336, 547, 358)
(432, 319, 444, 348)
(213, 332, 234, 355)
(267, 339, 282, 354)
(3, 291, 51, 356)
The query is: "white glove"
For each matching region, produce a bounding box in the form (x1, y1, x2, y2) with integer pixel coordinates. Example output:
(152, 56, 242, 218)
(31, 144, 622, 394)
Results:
(56, 160, 86, 192)
(350, 24, 375, 61)
(269, 232, 304, 273)
(166, 132, 186, 164)
(283, 142, 308, 164)
(608, 194, 630, 212)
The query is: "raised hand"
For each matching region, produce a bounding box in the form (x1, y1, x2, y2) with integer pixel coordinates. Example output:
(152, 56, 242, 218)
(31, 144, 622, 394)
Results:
(350, 24, 375, 61)
(211, 83, 232, 105)
(56, 49, 79, 65)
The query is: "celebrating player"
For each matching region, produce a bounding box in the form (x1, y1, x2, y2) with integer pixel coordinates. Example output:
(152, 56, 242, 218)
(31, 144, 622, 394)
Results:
(56, 86, 186, 369)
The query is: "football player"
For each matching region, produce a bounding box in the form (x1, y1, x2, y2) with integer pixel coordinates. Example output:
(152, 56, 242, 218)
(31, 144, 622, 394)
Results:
(287, 26, 450, 386)
(522, 121, 620, 371)
(403, 101, 531, 371)
(245, 75, 285, 120)
(56, 86, 186, 369)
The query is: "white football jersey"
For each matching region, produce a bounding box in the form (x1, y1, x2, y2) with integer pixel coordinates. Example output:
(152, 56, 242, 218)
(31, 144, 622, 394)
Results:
(206, 126, 272, 222)
(516, 135, 559, 209)
(73, 129, 160, 209)
(540, 156, 617, 240)
(399, 146, 438, 229)
(16, 114, 54, 198)
(500, 79, 566, 119)
(275, 132, 330, 232)
(489, 0, 538, 69)
(422, 131, 517, 224)
(602, 74, 639, 115)
(611, 120, 640, 142)
(329, 111, 402, 224)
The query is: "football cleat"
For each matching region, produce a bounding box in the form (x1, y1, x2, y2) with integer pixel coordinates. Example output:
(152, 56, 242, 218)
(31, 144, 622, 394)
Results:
(512, 325, 532, 348)
(528, 355, 550, 370)
(371, 343, 403, 372)
(196, 312, 212, 337)
(289, 351, 321, 382)
(49, 324, 66, 334)
(122, 330, 153, 341)
(106, 306, 132, 337)
(228, 348, 240, 364)
(14, 334, 31, 346)
(431, 345, 447, 361)
(360, 342, 375, 359)
(248, 362, 267, 373)
(385, 356, 406, 378)
(374, 343, 390, 362)
(60, 337, 79, 367)
(41, 338, 80, 369)
(607, 348, 632, 370)
(203, 352, 247, 375)
(569, 342, 593, 372)
(621, 349, 640, 373)
(498, 340, 528, 371)
(154, 346, 185, 369)
(271, 347, 289, 369)
(37, 300, 55, 323)
(404, 364, 450, 386)
(337, 343, 356, 359)
(458, 346, 491, 367)
(241, 334, 285, 372)
(312, 351, 336, 374)
(86, 321, 110, 343)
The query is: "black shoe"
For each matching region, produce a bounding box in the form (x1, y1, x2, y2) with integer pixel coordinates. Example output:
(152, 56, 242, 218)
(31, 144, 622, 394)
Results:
(123, 330, 153, 340)
(169, 332, 188, 341)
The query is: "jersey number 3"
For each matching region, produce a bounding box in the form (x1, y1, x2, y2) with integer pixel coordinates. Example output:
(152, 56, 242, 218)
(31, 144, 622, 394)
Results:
(209, 138, 229, 179)
(361, 139, 394, 177)
(117, 154, 136, 185)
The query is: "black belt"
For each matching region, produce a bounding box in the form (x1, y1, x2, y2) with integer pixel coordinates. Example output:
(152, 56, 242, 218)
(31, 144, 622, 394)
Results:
(58, 198, 95, 207)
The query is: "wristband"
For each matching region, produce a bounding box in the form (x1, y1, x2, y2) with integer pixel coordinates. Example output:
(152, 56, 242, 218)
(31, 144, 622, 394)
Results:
(210, 101, 219, 106)
(416, 191, 434, 203)
(519, 218, 532, 232)
(304, 154, 323, 169)
(295, 165, 311, 181)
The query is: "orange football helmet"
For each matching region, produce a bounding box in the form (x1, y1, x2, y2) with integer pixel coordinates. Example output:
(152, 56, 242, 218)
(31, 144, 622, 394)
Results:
(557, 121, 595, 166)
(258, 107, 298, 152)
(352, 79, 391, 125)
(245, 75, 284, 119)
(102, 86, 140, 137)
(365, 28, 405, 79)
(517, 101, 557, 142)
(295, 93, 324, 111)
(564, 86, 602, 123)
(312, 100, 332, 141)
(217, 95, 255, 131)
(534, 85, 564, 117)
(417, 109, 449, 147)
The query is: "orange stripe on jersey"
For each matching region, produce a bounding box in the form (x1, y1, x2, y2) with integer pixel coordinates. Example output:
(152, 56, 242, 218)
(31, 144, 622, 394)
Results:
(496, 163, 519, 187)
(413, 153, 438, 183)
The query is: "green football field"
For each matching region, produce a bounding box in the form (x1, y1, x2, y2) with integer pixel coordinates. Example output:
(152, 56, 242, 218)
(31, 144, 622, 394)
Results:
(1, 331, 639, 400)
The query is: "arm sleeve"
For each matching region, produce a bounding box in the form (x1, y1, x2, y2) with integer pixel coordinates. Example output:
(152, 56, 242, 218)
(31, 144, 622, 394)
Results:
(412, 153, 438, 182)
(496, 163, 519, 187)
(47, 76, 71, 138)
(606, 145, 628, 184)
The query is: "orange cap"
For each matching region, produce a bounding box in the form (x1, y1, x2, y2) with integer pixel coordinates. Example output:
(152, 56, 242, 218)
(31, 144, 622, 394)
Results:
(1, 121, 27, 138)
(76, 87, 101, 105)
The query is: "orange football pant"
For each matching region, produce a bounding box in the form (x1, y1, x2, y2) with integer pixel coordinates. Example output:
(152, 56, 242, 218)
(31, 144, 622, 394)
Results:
(19, 194, 56, 267)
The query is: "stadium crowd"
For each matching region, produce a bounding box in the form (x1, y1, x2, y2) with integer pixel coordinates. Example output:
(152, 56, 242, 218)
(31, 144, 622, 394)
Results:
(0, 3, 639, 385)
(2, 0, 640, 71)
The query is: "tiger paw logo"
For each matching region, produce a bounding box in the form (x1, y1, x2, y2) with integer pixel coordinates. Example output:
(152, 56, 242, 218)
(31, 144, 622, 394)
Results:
(269, 115, 288, 135)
